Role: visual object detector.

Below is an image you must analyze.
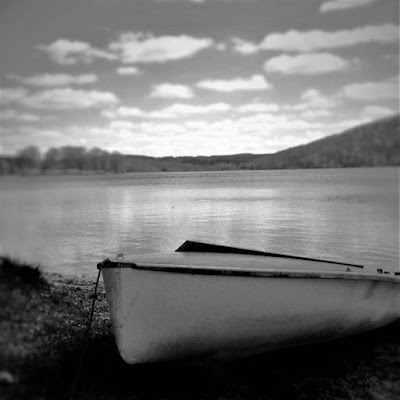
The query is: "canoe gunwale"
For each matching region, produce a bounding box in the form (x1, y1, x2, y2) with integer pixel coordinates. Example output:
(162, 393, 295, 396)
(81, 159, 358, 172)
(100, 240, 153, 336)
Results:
(98, 260, 400, 283)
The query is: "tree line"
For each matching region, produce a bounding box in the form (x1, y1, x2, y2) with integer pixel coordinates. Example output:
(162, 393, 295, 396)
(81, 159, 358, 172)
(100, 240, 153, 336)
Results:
(0, 115, 398, 175)
(0, 146, 126, 175)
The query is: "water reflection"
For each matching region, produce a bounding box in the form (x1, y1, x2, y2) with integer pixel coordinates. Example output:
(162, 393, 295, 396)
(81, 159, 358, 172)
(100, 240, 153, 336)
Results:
(0, 168, 398, 276)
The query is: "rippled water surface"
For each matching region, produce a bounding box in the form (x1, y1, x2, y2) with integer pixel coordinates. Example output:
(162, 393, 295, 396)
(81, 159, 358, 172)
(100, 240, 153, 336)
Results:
(0, 168, 398, 276)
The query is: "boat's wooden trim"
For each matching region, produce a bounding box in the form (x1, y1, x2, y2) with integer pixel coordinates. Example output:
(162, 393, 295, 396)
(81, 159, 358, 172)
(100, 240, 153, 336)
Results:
(175, 240, 364, 268)
(98, 260, 400, 283)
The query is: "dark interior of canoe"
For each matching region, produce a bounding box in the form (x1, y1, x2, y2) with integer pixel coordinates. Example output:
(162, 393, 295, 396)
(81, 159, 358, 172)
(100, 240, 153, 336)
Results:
(175, 240, 364, 268)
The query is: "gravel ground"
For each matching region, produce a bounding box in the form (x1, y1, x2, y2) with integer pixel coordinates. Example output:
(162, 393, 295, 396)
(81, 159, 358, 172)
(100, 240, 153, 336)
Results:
(1, 257, 400, 400)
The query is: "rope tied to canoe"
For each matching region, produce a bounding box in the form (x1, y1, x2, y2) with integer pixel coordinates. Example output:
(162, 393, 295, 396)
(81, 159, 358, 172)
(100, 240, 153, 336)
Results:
(70, 267, 102, 400)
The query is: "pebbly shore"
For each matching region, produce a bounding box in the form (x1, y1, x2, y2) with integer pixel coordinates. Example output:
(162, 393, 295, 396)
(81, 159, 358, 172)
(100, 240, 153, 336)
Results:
(1, 256, 400, 400)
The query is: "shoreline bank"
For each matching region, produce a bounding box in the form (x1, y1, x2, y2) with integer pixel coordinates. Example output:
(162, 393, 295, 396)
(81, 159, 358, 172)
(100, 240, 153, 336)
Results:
(1, 257, 400, 400)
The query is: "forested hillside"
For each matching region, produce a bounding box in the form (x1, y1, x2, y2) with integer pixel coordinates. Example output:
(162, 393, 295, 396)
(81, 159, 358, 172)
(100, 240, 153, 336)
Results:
(248, 115, 400, 170)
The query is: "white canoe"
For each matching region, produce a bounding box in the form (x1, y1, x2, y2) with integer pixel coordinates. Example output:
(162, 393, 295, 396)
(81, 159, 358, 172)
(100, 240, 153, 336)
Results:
(99, 241, 400, 364)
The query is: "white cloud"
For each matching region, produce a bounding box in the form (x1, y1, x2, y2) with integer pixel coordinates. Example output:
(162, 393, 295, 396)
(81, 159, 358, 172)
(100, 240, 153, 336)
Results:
(104, 102, 232, 120)
(150, 83, 194, 98)
(21, 88, 119, 109)
(139, 122, 186, 134)
(231, 37, 260, 55)
(300, 109, 332, 119)
(320, 0, 378, 13)
(361, 105, 396, 119)
(95, 95, 398, 156)
(116, 66, 142, 75)
(215, 42, 227, 51)
(233, 24, 399, 53)
(104, 95, 339, 126)
(1, 109, 42, 121)
(109, 32, 213, 63)
(341, 78, 399, 101)
(117, 107, 146, 117)
(19, 127, 63, 138)
(126, 113, 326, 156)
(237, 103, 279, 113)
(9, 73, 98, 86)
(301, 89, 338, 108)
(101, 109, 118, 119)
(184, 120, 210, 130)
(109, 120, 137, 130)
(111, 107, 145, 118)
(231, 113, 323, 133)
(38, 39, 116, 64)
(285, 89, 338, 111)
(262, 24, 399, 52)
(0, 88, 28, 105)
(264, 53, 350, 75)
(197, 74, 271, 92)
(160, 102, 231, 115)
(102, 106, 168, 119)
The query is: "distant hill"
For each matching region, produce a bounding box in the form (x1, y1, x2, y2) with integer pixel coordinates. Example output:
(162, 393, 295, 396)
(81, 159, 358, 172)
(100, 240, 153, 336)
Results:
(1, 115, 399, 175)
(248, 115, 400, 170)
(122, 115, 399, 172)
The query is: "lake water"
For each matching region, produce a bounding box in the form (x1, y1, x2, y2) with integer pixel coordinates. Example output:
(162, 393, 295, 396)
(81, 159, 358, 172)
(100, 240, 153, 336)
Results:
(0, 168, 398, 276)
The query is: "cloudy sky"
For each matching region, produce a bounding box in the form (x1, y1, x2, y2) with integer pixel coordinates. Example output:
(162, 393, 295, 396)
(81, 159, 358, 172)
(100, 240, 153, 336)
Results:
(0, 0, 399, 157)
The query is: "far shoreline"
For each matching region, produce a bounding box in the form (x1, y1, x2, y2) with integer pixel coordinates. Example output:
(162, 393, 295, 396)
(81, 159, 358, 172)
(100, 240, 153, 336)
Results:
(0, 164, 398, 179)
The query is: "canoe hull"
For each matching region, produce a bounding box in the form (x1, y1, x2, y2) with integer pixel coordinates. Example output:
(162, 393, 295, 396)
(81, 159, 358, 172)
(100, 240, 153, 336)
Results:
(101, 266, 400, 364)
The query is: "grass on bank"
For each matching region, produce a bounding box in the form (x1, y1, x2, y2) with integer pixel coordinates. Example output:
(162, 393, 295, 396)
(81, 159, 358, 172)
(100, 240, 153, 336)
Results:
(1, 256, 400, 400)
(0, 257, 47, 287)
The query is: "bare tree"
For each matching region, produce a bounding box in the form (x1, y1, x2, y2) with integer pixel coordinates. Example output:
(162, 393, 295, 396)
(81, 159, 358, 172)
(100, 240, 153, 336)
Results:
(41, 147, 61, 173)
(110, 151, 125, 173)
(59, 146, 87, 173)
(15, 146, 41, 172)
